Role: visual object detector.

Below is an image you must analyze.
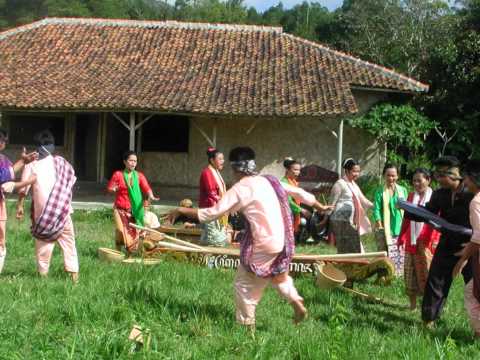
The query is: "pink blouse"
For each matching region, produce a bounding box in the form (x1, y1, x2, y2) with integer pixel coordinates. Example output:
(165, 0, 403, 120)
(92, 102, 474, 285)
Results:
(198, 176, 316, 254)
(470, 193, 480, 245)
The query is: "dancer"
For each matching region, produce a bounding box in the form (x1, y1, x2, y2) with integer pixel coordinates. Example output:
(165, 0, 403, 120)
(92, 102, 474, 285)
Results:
(373, 164, 408, 275)
(0, 128, 37, 274)
(329, 158, 373, 253)
(453, 160, 480, 337)
(281, 158, 311, 236)
(398, 168, 440, 309)
(169, 146, 332, 326)
(404, 156, 473, 327)
(16, 130, 79, 282)
(198, 147, 228, 246)
(107, 151, 158, 254)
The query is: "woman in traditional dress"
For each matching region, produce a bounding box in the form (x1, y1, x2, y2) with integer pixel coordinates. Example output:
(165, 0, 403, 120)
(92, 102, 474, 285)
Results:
(107, 151, 158, 254)
(0, 128, 38, 274)
(329, 158, 373, 254)
(169, 146, 332, 327)
(373, 164, 408, 275)
(281, 158, 311, 236)
(398, 168, 440, 310)
(198, 147, 228, 246)
(453, 160, 480, 337)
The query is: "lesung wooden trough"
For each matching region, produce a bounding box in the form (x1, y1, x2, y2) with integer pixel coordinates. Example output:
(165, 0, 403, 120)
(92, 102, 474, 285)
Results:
(98, 224, 395, 283)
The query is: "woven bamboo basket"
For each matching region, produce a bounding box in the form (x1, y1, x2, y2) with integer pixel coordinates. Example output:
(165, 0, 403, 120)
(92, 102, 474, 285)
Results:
(314, 262, 347, 289)
(98, 247, 125, 263)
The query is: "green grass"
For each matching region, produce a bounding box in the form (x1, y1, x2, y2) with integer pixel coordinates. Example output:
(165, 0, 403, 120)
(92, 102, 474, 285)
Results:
(0, 203, 479, 359)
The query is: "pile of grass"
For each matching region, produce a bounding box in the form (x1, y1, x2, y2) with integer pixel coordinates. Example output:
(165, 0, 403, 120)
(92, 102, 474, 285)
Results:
(0, 204, 479, 359)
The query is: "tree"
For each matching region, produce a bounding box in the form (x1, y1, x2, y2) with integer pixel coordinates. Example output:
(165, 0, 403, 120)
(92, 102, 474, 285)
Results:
(349, 104, 437, 171)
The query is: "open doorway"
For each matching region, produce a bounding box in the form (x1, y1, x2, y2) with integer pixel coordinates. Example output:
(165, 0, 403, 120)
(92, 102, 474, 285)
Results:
(74, 113, 99, 181)
(104, 113, 130, 180)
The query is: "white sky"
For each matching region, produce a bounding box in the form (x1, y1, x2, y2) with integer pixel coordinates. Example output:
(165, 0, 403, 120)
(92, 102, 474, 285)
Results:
(243, 0, 344, 12)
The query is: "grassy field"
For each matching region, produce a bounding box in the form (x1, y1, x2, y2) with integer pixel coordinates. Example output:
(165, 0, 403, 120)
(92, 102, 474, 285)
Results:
(0, 203, 479, 359)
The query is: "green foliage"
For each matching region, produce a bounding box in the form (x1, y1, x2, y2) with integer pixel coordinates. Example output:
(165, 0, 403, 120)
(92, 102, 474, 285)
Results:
(349, 104, 436, 171)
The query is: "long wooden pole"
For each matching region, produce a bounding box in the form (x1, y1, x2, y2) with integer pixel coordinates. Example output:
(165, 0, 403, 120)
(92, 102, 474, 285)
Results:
(130, 223, 204, 250)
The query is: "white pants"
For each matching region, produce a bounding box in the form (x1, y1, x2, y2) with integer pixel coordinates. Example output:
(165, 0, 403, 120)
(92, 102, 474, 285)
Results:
(465, 280, 480, 334)
(234, 264, 302, 325)
(35, 216, 79, 274)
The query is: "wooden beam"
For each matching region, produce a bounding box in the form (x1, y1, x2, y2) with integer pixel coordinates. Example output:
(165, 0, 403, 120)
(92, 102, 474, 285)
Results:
(336, 119, 344, 176)
(212, 120, 217, 147)
(111, 112, 131, 131)
(246, 119, 259, 135)
(192, 119, 215, 147)
(135, 113, 155, 130)
(129, 112, 135, 151)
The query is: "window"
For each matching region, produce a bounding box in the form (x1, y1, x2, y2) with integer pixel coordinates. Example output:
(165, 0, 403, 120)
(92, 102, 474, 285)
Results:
(7, 114, 65, 146)
(141, 115, 189, 152)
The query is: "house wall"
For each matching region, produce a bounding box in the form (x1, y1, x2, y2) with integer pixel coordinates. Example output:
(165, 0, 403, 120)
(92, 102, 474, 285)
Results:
(138, 89, 388, 188)
(139, 115, 383, 188)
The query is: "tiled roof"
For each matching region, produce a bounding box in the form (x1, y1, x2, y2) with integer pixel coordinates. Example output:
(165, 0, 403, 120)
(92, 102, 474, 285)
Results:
(0, 18, 428, 116)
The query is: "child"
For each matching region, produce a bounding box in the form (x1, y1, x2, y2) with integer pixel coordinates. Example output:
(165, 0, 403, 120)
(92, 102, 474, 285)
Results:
(373, 163, 408, 275)
(398, 168, 440, 310)
(143, 199, 161, 230)
(453, 160, 480, 337)
(16, 130, 79, 283)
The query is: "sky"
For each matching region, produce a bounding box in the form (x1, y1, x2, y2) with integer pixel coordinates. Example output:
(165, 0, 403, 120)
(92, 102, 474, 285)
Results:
(243, 0, 344, 12)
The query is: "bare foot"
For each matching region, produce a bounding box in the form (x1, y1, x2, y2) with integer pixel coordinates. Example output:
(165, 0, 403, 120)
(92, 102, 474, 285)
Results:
(424, 321, 435, 329)
(292, 299, 307, 324)
(70, 272, 79, 284)
(409, 295, 417, 310)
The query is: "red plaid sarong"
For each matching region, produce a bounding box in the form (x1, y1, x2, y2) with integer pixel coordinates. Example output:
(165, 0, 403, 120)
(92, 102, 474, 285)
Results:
(31, 156, 76, 242)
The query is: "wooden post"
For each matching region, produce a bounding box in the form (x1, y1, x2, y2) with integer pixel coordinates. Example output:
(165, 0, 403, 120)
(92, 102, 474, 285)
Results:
(336, 119, 344, 176)
(129, 112, 136, 151)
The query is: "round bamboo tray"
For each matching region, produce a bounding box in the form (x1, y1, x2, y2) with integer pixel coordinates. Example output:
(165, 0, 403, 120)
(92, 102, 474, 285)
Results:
(98, 247, 125, 263)
(314, 263, 347, 289)
(122, 258, 162, 266)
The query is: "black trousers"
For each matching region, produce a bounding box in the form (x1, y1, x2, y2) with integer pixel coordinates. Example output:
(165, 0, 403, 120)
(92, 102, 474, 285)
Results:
(421, 246, 472, 322)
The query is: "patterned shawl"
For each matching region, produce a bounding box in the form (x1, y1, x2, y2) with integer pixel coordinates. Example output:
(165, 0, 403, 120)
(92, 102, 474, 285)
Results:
(31, 156, 76, 242)
(239, 175, 295, 278)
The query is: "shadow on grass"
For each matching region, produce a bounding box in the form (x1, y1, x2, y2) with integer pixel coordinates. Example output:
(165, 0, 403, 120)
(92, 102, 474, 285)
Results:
(123, 285, 233, 323)
(426, 322, 476, 346)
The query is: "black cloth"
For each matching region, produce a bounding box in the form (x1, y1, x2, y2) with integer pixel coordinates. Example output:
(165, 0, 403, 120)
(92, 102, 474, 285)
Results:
(404, 184, 474, 322)
(405, 185, 474, 254)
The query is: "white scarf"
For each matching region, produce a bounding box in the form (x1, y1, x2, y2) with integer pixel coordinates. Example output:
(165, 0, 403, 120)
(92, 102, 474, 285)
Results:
(410, 187, 433, 246)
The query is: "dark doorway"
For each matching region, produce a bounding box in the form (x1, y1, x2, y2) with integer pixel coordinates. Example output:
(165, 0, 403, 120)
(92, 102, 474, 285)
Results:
(74, 113, 99, 181)
(104, 113, 129, 180)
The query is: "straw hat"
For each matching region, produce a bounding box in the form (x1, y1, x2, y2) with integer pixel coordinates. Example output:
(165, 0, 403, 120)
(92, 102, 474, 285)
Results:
(314, 262, 347, 289)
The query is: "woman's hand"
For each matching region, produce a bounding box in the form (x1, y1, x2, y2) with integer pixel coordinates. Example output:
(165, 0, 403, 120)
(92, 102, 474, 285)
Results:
(148, 193, 160, 202)
(16, 205, 24, 220)
(376, 221, 384, 230)
(301, 208, 312, 219)
(313, 201, 334, 213)
(20, 147, 38, 164)
(167, 208, 181, 225)
(1, 182, 15, 193)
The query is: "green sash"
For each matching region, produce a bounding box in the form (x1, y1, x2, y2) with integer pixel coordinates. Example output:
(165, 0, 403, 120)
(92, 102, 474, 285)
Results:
(124, 170, 144, 226)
